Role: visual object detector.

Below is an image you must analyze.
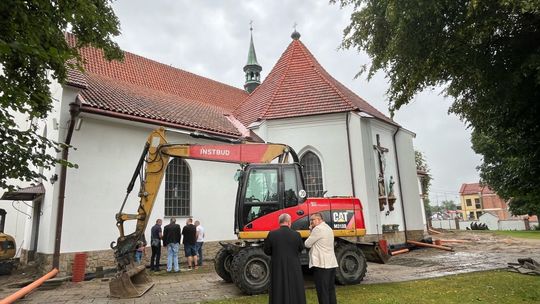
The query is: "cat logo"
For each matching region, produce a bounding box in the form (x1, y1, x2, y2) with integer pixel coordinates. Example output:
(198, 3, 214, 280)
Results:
(333, 211, 349, 223)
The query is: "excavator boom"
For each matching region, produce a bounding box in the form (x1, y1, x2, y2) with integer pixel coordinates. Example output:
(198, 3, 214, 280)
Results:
(110, 127, 296, 298)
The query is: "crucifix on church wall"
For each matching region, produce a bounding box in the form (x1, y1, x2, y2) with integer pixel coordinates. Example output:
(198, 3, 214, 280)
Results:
(373, 134, 397, 212)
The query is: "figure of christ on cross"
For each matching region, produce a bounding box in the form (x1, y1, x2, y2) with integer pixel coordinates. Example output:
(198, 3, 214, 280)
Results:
(373, 134, 388, 211)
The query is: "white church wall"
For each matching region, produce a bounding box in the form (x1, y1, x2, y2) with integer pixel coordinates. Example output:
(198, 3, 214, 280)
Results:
(347, 113, 373, 232)
(32, 84, 79, 254)
(58, 115, 240, 253)
(395, 129, 425, 231)
(358, 118, 382, 235)
(262, 113, 353, 197)
(369, 120, 404, 231)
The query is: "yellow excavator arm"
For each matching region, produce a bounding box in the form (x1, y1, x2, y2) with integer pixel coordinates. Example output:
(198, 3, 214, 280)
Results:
(109, 127, 296, 298)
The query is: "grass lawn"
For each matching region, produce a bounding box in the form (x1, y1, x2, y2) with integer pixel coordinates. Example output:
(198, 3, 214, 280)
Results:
(206, 270, 540, 304)
(490, 230, 540, 240)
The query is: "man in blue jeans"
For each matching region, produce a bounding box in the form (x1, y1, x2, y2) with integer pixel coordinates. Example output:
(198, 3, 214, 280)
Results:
(182, 218, 198, 269)
(162, 218, 181, 272)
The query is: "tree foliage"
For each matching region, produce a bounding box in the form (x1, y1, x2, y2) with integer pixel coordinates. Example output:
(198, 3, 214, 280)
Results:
(335, 0, 540, 209)
(509, 197, 540, 217)
(0, 0, 123, 190)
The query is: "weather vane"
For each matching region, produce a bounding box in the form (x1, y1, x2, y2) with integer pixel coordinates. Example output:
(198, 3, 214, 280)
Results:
(293, 22, 297, 31)
(250, 20, 253, 31)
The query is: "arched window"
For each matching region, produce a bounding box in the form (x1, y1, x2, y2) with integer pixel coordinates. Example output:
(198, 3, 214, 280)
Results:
(300, 151, 323, 197)
(165, 158, 190, 216)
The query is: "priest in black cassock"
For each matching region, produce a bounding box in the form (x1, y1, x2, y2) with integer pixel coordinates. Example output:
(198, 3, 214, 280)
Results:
(263, 213, 306, 304)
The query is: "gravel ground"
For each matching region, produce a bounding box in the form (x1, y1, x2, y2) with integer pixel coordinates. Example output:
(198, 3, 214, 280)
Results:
(0, 230, 538, 303)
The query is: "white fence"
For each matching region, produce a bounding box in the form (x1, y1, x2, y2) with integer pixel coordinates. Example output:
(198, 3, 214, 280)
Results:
(431, 219, 538, 231)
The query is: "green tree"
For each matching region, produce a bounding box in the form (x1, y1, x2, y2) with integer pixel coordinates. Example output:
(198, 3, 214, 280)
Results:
(0, 0, 123, 190)
(335, 0, 540, 210)
(440, 200, 457, 211)
(508, 197, 540, 217)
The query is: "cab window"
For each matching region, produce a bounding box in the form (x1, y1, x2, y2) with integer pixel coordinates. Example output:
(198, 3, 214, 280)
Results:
(283, 167, 299, 208)
(244, 169, 278, 203)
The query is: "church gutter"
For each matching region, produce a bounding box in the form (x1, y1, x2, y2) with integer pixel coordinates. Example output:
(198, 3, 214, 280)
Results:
(346, 112, 356, 197)
(392, 127, 408, 241)
(52, 98, 82, 269)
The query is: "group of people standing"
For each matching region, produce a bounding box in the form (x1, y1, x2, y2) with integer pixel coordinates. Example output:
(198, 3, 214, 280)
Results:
(148, 217, 205, 272)
(264, 212, 338, 304)
(144, 213, 338, 304)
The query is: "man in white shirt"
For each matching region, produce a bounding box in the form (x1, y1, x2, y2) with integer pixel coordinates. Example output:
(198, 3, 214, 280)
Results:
(195, 220, 205, 266)
(304, 212, 338, 304)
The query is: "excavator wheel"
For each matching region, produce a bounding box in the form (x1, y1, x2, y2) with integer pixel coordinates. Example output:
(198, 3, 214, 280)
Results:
(230, 247, 270, 295)
(214, 247, 234, 282)
(335, 243, 367, 285)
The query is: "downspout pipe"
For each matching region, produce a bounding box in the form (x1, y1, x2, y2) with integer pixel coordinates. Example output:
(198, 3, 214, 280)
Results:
(52, 98, 81, 269)
(393, 127, 408, 241)
(346, 112, 356, 197)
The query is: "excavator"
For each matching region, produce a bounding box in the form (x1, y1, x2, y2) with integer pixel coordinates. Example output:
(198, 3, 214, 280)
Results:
(110, 127, 388, 298)
(0, 208, 17, 275)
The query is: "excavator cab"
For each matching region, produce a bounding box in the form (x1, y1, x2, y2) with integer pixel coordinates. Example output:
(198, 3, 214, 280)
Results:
(235, 163, 306, 233)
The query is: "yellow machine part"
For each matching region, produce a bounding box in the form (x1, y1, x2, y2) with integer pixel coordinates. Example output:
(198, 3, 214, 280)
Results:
(0, 233, 16, 260)
(109, 263, 154, 298)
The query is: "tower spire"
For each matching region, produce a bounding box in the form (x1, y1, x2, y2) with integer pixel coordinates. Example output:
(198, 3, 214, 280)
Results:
(244, 21, 262, 93)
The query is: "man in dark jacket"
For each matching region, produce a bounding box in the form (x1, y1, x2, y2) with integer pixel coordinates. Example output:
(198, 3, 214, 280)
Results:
(149, 218, 163, 271)
(162, 218, 181, 272)
(263, 213, 306, 304)
(182, 218, 198, 269)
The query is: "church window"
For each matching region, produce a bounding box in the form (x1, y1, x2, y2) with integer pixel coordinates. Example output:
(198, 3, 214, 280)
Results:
(165, 158, 190, 216)
(300, 151, 323, 197)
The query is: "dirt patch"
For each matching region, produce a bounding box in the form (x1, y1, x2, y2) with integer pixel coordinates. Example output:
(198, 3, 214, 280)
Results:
(0, 231, 538, 303)
(364, 230, 540, 284)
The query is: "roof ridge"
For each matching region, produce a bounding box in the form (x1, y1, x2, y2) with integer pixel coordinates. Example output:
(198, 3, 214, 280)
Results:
(297, 41, 356, 110)
(259, 40, 298, 120)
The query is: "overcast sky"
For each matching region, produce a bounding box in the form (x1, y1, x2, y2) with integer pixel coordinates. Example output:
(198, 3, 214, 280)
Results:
(110, 0, 482, 204)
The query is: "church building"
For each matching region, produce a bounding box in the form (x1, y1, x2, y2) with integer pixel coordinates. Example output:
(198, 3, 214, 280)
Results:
(2, 29, 425, 272)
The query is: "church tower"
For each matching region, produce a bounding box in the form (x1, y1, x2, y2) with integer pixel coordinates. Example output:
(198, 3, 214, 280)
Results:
(243, 24, 262, 93)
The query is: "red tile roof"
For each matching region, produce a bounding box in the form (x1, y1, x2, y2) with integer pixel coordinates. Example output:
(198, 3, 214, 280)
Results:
(459, 183, 496, 195)
(65, 33, 248, 137)
(234, 39, 396, 126)
(80, 73, 242, 136)
(65, 33, 396, 137)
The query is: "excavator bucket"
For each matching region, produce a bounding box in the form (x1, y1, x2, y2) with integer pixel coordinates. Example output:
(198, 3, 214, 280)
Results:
(109, 264, 154, 298)
(358, 241, 390, 264)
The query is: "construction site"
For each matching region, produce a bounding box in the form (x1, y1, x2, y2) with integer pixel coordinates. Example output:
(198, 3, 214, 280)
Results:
(0, 229, 539, 303)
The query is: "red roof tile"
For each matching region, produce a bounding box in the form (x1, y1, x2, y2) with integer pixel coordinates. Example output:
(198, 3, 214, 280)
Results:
(80, 73, 242, 136)
(66, 34, 247, 111)
(64, 33, 249, 137)
(234, 39, 396, 126)
(459, 183, 496, 195)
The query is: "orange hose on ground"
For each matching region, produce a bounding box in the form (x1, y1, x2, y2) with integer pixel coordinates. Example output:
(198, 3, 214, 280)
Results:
(407, 240, 454, 251)
(390, 248, 409, 256)
(0, 268, 59, 304)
